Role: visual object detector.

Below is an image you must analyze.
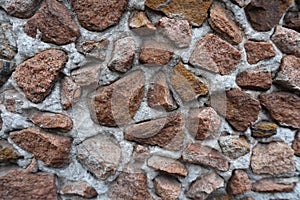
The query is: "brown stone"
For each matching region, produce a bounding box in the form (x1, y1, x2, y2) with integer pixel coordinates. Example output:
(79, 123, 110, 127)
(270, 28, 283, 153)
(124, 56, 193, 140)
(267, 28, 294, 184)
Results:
(147, 71, 178, 111)
(131, 145, 150, 163)
(284, 8, 300, 32)
(129, 12, 156, 36)
(125, 113, 185, 151)
(0, 59, 16, 88)
(251, 121, 277, 138)
(210, 3, 243, 44)
(260, 92, 300, 129)
(154, 175, 181, 200)
(12, 49, 67, 103)
(230, 0, 251, 7)
(71, 0, 128, 31)
(77, 38, 109, 60)
(89, 70, 145, 127)
(188, 107, 221, 140)
(182, 143, 229, 171)
(292, 131, 300, 156)
(252, 178, 296, 193)
(189, 34, 241, 75)
(245, 0, 293, 31)
(251, 142, 296, 175)
(219, 135, 250, 159)
(145, 0, 213, 26)
(187, 171, 224, 200)
(271, 26, 300, 57)
(24, 0, 80, 45)
(0, 0, 40, 18)
(227, 170, 251, 195)
(236, 67, 272, 90)
(0, 169, 57, 200)
(71, 64, 100, 86)
(26, 158, 38, 173)
(244, 40, 276, 64)
(10, 127, 72, 168)
(61, 76, 81, 110)
(108, 37, 136, 73)
(170, 62, 209, 102)
(60, 180, 98, 198)
(139, 41, 173, 65)
(0, 139, 22, 163)
(0, 24, 17, 60)
(157, 17, 192, 48)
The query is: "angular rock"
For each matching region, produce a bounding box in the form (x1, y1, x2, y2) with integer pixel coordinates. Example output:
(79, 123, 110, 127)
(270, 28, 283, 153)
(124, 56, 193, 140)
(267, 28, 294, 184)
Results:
(24, 0, 80, 45)
(227, 170, 251, 195)
(125, 113, 185, 151)
(251, 121, 277, 138)
(26, 158, 38, 173)
(0, 24, 17, 60)
(71, 64, 100, 86)
(131, 145, 150, 163)
(231, 0, 251, 7)
(12, 49, 67, 103)
(71, 0, 128, 31)
(236, 67, 272, 90)
(244, 40, 276, 64)
(76, 135, 121, 180)
(10, 127, 72, 168)
(145, 0, 213, 26)
(189, 34, 241, 75)
(0, 139, 22, 163)
(0, 0, 40, 18)
(77, 38, 109, 60)
(284, 7, 300, 32)
(60, 180, 98, 198)
(157, 17, 192, 48)
(170, 62, 209, 102)
(252, 178, 296, 193)
(139, 41, 173, 65)
(129, 12, 156, 36)
(188, 107, 221, 140)
(219, 135, 250, 159)
(108, 37, 136, 73)
(182, 143, 229, 171)
(0, 169, 57, 199)
(154, 175, 181, 200)
(245, 0, 293, 31)
(61, 76, 81, 110)
(251, 142, 296, 175)
(89, 70, 145, 127)
(271, 26, 300, 57)
(260, 92, 300, 129)
(292, 131, 300, 156)
(0, 59, 16, 87)
(210, 3, 243, 44)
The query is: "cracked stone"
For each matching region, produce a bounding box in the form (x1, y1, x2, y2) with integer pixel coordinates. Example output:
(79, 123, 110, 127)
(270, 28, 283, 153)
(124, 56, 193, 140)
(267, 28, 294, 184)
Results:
(60, 180, 98, 198)
(76, 38, 109, 61)
(292, 131, 300, 156)
(227, 170, 251, 195)
(251, 121, 277, 138)
(0, 0, 40, 18)
(219, 135, 250, 160)
(244, 40, 276, 64)
(0, 23, 17, 60)
(154, 175, 181, 200)
(129, 12, 156, 36)
(252, 178, 296, 193)
(60, 76, 81, 110)
(0, 139, 22, 163)
(236, 67, 272, 90)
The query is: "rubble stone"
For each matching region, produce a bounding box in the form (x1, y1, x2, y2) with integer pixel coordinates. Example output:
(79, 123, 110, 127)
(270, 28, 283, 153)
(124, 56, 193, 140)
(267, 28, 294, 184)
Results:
(244, 40, 276, 64)
(252, 178, 296, 193)
(60, 76, 81, 110)
(139, 41, 173, 65)
(236, 67, 272, 90)
(0, 0, 40, 18)
(154, 175, 181, 200)
(251, 121, 277, 138)
(219, 135, 250, 159)
(77, 39, 109, 60)
(60, 180, 98, 198)
(0, 139, 22, 163)
(129, 12, 156, 36)
(227, 170, 251, 195)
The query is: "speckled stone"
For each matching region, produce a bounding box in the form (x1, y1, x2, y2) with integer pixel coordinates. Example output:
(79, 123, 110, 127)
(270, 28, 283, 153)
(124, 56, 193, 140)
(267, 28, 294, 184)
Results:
(236, 67, 272, 90)
(154, 175, 181, 200)
(0, 0, 40, 18)
(129, 12, 156, 36)
(60, 76, 81, 110)
(244, 40, 276, 64)
(252, 178, 296, 193)
(227, 170, 251, 195)
(60, 181, 98, 198)
(76, 39, 109, 61)
(219, 135, 250, 159)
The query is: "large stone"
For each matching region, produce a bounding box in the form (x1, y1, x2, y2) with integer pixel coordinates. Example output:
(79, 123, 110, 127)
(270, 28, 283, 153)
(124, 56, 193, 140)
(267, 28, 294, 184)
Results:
(230, 0, 251, 7)
(182, 143, 229, 171)
(0, 169, 57, 200)
(12, 49, 67, 103)
(251, 142, 296, 175)
(251, 121, 277, 138)
(139, 41, 173, 65)
(24, 0, 80, 45)
(145, 0, 213, 26)
(219, 135, 250, 159)
(0, 59, 16, 87)
(71, 0, 128, 31)
(252, 178, 296, 192)
(227, 170, 251, 195)
(189, 34, 241, 75)
(260, 92, 300, 129)
(60, 76, 81, 110)
(76, 38, 109, 61)
(129, 12, 156, 36)
(292, 131, 300, 156)
(10, 127, 72, 168)
(236, 67, 272, 90)
(0, 24, 17, 60)
(0, 0, 40, 18)
(89, 70, 145, 127)
(0, 139, 22, 163)
(154, 175, 181, 200)
(125, 113, 185, 151)
(76, 135, 121, 180)
(284, 7, 300, 32)
(245, 0, 293, 31)
(244, 40, 276, 64)
(60, 180, 98, 198)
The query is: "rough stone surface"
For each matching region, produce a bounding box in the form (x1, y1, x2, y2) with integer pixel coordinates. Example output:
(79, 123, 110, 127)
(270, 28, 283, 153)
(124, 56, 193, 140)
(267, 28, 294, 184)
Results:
(24, 0, 80, 45)
(129, 12, 156, 36)
(139, 41, 173, 65)
(252, 178, 296, 193)
(154, 175, 181, 200)
(0, 139, 22, 163)
(236, 67, 272, 90)
(251, 142, 296, 175)
(71, 0, 128, 31)
(26, 158, 38, 173)
(244, 40, 276, 64)
(60, 180, 98, 198)
(251, 121, 277, 138)
(71, 64, 100, 86)
(10, 127, 72, 168)
(0, 59, 16, 87)
(76, 135, 121, 180)
(0, 24, 17, 60)
(219, 135, 250, 160)
(227, 170, 251, 195)
(60, 76, 81, 110)
(12, 49, 67, 103)
(0, 0, 40, 18)
(189, 34, 241, 75)
(77, 39, 109, 61)
(284, 7, 300, 32)
(292, 131, 300, 156)
(231, 0, 251, 7)
(260, 92, 300, 129)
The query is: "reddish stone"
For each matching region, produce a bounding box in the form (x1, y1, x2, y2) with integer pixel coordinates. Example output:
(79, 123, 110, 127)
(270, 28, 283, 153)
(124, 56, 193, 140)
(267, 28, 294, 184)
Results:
(244, 41, 276, 64)
(154, 176, 181, 200)
(252, 178, 296, 192)
(0, 139, 22, 163)
(236, 67, 272, 90)
(60, 180, 98, 198)
(26, 158, 38, 173)
(77, 38, 109, 60)
(284, 7, 300, 32)
(139, 41, 173, 65)
(129, 12, 156, 36)
(0, 0, 40, 18)
(71, 64, 100, 86)
(251, 121, 277, 138)
(292, 131, 300, 156)
(60, 76, 81, 110)
(227, 170, 251, 195)
(219, 135, 250, 159)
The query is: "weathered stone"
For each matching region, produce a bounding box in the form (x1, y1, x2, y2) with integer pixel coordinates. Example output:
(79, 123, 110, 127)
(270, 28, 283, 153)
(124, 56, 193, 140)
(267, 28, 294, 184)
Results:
(154, 175, 181, 200)
(187, 171, 224, 200)
(0, 24, 17, 60)
(108, 37, 136, 73)
(71, 64, 100, 86)
(0, 169, 57, 200)
(129, 12, 156, 36)
(230, 0, 251, 7)
(189, 34, 241, 75)
(245, 0, 293, 31)
(71, 0, 128, 31)
(274, 55, 300, 92)
(170, 62, 209, 102)
(252, 178, 296, 193)
(210, 3, 243, 44)
(60, 180, 98, 198)
(0, 139, 22, 163)
(219, 135, 250, 160)
(89, 70, 145, 127)
(188, 107, 221, 140)
(251, 121, 277, 138)
(26, 158, 38, 173)
(251, 142, 296, 175)
(13, 49, 67, 103)
(76, 135, 121, 180)
(139, 41, 173, 65)
(125, 113, 185, 151)
(271, 26, 300, 57)
(0, 0, 40, 18)
(236, 67, 272, 90)
(61, 76, 81, 110)
(227, 170, 251, 195)
(131, 144, 150, 163)
(284, 7, 300, 32)
(244, 40, 276, 64)
(145, 0, 213, 26)
(1, 89, 24, 113)
(108, 172, 151, 200)
(292, 131, 300, 156)
(157, 17, 192, 48)
(77, 39, 109, 60)
(147, 71, 178, 111)
(147, 155, 188, 177)
(10, 127, 71, 168)
(24, 0, 80, 45)
(0, 59, 16, 87)
(182, 143, 229, 171)
(260, 92, 300, 129)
